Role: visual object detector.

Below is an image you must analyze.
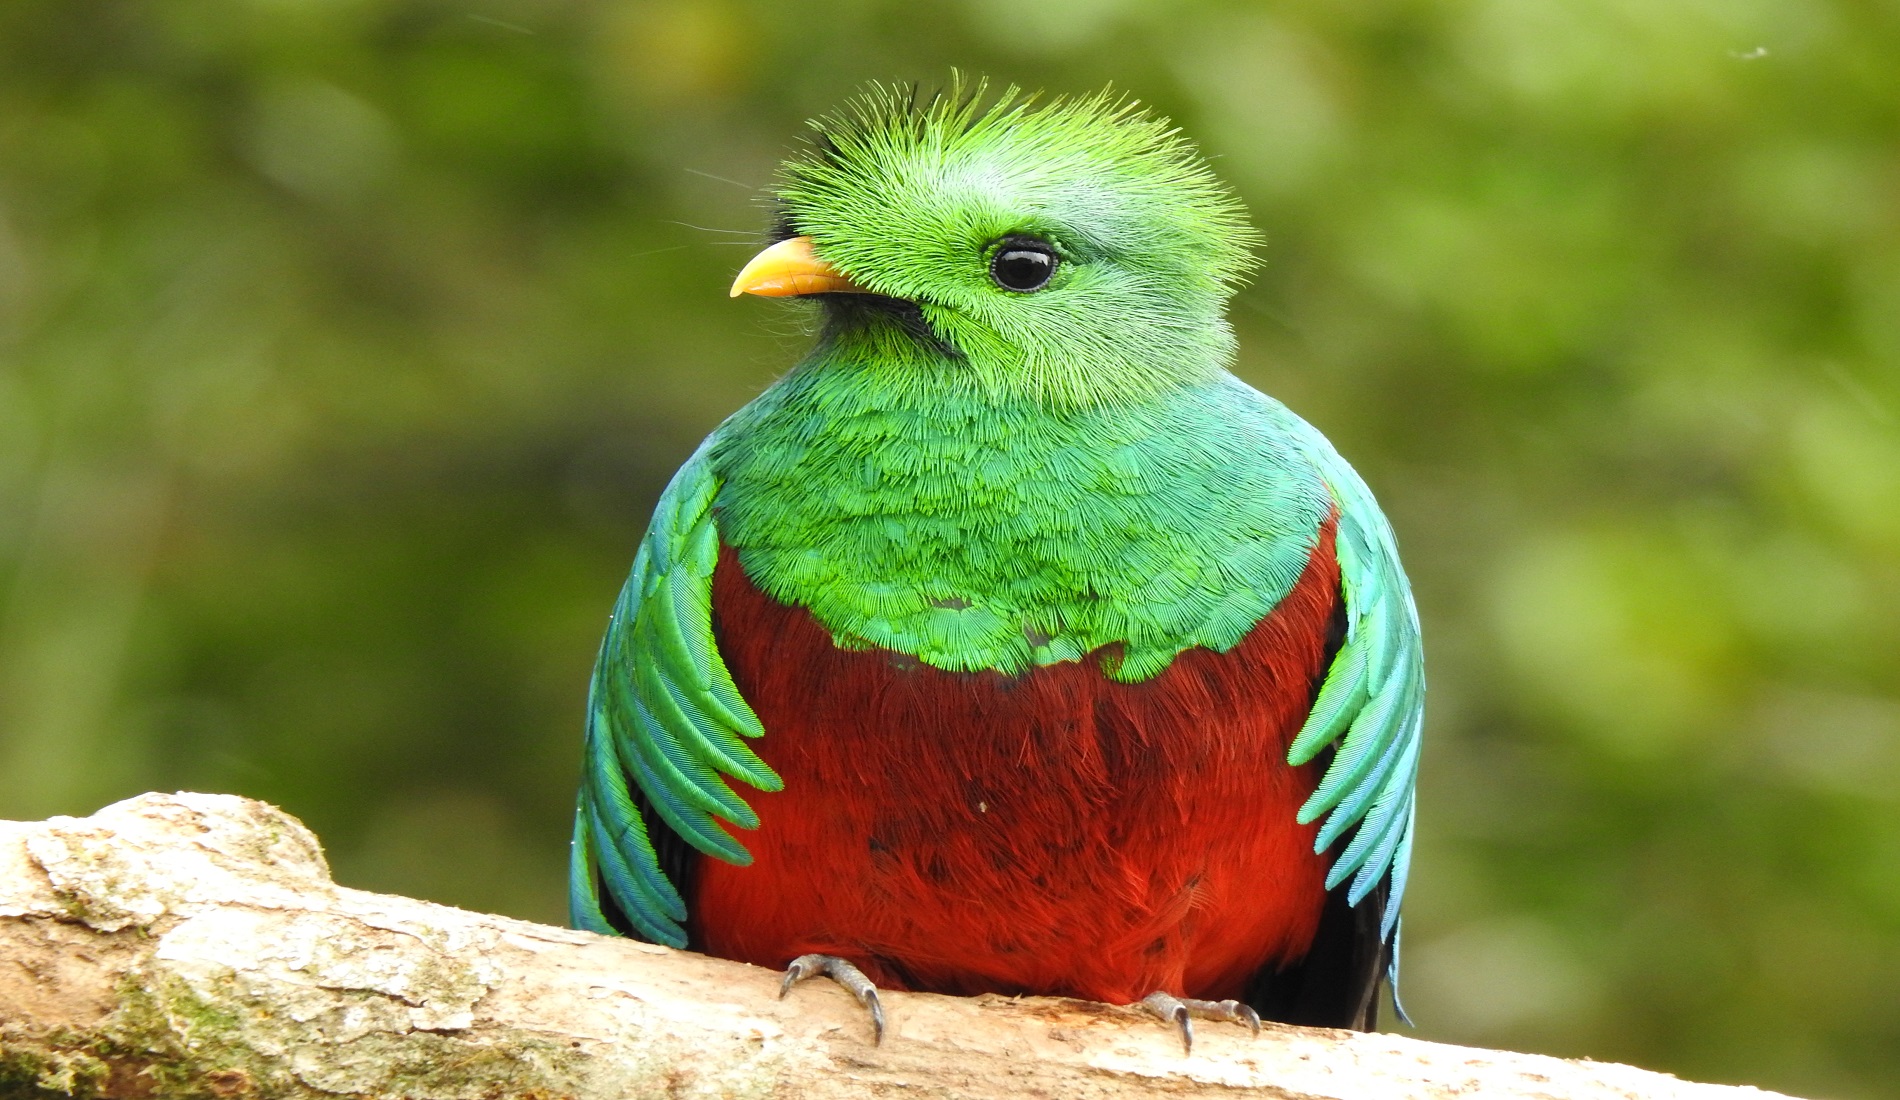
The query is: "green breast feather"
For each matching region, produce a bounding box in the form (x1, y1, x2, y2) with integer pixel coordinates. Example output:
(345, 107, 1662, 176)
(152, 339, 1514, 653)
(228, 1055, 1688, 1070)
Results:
(714, 368, 1331, 683)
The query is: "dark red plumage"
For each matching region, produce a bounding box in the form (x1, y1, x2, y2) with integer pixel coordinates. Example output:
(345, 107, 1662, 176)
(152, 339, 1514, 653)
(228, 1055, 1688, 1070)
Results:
(694, 518, 1342, 1006)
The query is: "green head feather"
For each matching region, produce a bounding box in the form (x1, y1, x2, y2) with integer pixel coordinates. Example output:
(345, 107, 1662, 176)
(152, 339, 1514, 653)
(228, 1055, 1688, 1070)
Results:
(773, 79, 1262, 409)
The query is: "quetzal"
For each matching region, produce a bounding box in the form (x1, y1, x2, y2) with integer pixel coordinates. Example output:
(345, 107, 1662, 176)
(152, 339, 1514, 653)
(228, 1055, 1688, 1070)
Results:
(570, 82, 1423, 1049)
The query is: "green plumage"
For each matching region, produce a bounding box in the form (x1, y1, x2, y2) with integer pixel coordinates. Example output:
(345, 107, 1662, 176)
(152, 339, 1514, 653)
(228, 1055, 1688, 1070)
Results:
(779, 85, 1257, 409)
(716, 368, 1329, 680)
(570, 81, 1423, 1000)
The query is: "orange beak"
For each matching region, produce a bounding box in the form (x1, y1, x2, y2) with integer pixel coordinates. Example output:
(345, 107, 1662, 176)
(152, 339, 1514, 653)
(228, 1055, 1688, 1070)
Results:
(729, 236, 874, 298)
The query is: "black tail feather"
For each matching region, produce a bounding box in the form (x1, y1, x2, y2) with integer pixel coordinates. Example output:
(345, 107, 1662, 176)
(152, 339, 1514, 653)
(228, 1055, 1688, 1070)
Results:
(1244, 873, 1390, 1030)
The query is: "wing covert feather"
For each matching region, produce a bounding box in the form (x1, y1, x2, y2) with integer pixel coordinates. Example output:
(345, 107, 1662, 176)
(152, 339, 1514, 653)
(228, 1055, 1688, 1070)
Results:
(569, 439, 779, 947)
(1282, 419, 1424, 972)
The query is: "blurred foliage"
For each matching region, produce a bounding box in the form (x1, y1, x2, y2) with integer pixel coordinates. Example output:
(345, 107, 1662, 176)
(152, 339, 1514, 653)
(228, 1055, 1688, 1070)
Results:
(0, 0, 1896, 1094)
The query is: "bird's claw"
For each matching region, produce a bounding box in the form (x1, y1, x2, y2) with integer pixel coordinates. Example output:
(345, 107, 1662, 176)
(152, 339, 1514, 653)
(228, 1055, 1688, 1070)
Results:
(781, 953, 886, 1045)
(1139, 991, 1261, 1054)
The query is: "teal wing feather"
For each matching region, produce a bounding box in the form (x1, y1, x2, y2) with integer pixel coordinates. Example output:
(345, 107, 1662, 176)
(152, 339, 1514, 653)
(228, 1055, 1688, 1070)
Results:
(1284, 420, 1424, 978)
(568, 438, 780, 947)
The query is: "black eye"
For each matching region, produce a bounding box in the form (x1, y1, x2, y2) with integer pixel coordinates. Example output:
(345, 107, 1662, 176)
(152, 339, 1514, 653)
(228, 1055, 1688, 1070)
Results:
(989, 239, 1058, 292)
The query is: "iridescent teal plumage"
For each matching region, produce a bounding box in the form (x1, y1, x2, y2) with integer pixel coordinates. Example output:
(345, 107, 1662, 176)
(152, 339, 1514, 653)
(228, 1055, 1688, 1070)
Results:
(570, 80, 1424, 1016)
(1284, 425, 1423, 938)
(568, 438, 778, 946)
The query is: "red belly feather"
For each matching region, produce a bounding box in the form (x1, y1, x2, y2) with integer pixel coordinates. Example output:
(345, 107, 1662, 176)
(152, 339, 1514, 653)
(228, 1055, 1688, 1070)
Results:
(696, 519, 1340, 1005)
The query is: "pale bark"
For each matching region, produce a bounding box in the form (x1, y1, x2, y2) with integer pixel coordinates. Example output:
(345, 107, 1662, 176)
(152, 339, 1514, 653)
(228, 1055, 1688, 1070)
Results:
(0, 792, 1796, 1100)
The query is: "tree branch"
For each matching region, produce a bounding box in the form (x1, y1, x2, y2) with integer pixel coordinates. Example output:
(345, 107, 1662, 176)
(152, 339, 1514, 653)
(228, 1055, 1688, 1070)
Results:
(0, 793, 1797, 1100)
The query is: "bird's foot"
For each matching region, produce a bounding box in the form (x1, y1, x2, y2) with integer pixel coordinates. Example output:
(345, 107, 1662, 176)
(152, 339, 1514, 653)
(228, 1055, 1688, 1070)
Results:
(781, 953, 886, 1044)
(1139, 991, 1261, 1054)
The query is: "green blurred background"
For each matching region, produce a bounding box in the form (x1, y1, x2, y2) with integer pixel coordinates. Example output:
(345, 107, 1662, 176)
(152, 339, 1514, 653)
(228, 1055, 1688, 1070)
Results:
(1, 0, 1896, 1094)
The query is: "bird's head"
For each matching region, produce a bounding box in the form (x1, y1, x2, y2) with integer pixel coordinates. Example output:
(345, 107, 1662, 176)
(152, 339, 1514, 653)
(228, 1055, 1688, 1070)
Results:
(730, 80, 1261, 409)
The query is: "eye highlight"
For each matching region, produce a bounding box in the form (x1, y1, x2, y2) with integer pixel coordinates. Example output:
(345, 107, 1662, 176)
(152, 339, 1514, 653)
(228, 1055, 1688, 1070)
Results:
(989, 238, 1058, 292)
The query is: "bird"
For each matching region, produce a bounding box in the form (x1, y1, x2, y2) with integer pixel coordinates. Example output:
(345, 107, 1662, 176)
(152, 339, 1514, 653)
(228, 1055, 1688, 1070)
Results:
(568, 80, 1423, 1051)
